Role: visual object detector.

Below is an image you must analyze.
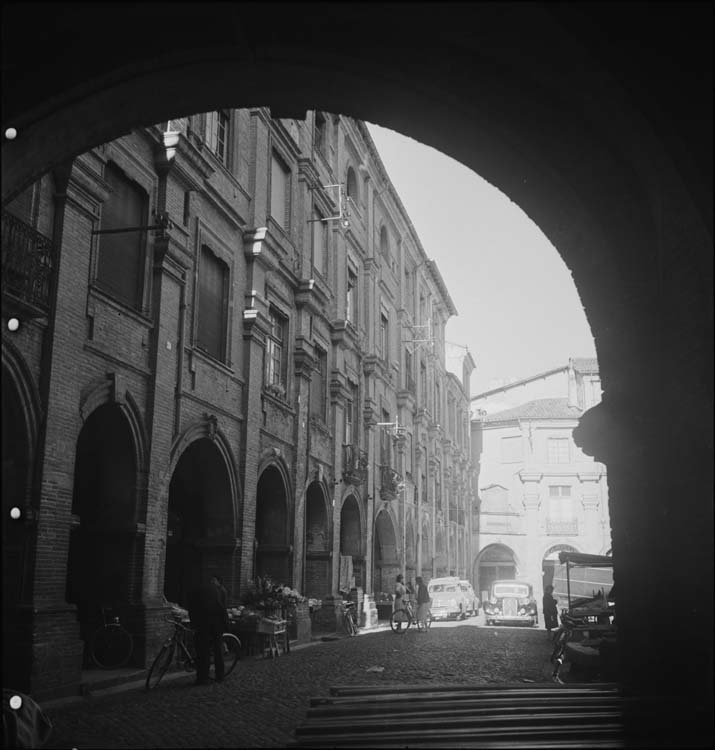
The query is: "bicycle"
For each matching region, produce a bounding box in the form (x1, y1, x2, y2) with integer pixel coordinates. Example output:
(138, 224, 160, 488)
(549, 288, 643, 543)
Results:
(339, 591, 359, 636)
(391, 599, 432, 633)
(89, 606, 134, 670)
(146, 615, 241, 690)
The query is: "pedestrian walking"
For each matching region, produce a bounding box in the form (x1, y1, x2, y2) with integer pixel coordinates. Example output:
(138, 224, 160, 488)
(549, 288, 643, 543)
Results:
(188, 576, 229, 685)
(394, 574, 407, 613)
(543, 584, 559, 638)
(415, 576, 431, 630)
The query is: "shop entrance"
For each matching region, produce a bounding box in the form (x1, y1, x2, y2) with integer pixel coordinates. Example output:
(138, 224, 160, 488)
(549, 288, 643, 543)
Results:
(164, 438, 235, 606)
(254, 465, 290, 585)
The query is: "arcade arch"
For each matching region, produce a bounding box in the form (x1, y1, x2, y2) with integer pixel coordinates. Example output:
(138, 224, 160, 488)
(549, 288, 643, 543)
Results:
(66, 403, 139, 658)
(340, 493, 363, 590)
(372, 509, 398, 595)
(254, 464, 291, 584)
(164, 437, 236, 605)
(304, 480, 330, 598)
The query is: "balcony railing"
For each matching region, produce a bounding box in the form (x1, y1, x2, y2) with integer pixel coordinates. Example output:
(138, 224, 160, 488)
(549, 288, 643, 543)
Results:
(379, 465, 404, 501)
(546, 518, 579, 535)
(342, 444, 368, 485)
(2, 210, 55, 315)
(160, 118, 189, 134)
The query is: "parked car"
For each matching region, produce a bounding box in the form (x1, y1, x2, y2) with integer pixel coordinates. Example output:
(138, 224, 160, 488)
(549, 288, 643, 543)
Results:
(427, 577, 467, 620)
(483, 580, 538, 627)
(459, 580, 480, 616)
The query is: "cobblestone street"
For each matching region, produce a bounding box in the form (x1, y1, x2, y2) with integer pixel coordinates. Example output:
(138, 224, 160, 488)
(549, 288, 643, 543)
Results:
(43, 621, 556, 748)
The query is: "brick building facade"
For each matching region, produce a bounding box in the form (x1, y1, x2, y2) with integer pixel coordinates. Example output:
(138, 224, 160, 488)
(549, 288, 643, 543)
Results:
(2, 109, 475, 698)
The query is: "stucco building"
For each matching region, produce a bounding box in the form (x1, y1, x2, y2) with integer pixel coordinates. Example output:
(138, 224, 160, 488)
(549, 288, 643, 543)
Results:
(2, 108, 474, 698)
(470, 359, 610, 617)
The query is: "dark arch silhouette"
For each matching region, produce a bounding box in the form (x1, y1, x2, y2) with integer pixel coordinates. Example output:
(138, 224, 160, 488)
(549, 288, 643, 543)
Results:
(1, 3, 711, 737)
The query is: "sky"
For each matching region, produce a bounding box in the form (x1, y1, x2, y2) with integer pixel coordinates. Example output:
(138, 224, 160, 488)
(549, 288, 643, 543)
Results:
(366, 123, 597, 397)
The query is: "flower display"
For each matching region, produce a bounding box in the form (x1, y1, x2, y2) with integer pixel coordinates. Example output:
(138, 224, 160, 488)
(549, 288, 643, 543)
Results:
(240, 576, 306, 611)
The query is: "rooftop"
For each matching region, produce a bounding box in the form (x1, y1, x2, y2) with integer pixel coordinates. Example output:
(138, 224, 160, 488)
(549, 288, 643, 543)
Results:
(479, 397, 583, 423)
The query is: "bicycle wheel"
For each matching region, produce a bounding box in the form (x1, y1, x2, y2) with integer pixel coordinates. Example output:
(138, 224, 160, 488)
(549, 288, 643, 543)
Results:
(343, 611, 357, 636)
(145, 642, 176, 690)
(214, 633, 241, 678)
(90, 625, 134, 669)
(390, 608, 411, 633)
(348, 611, 358, 636)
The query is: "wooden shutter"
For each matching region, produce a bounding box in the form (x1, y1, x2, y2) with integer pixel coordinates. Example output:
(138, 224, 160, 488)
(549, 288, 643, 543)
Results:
(271, 154, 288, 229)
(97, 163, 145, 307)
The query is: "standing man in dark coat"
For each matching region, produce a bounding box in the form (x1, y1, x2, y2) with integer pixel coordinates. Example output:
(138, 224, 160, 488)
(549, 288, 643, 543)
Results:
(188, 576, 229, 685)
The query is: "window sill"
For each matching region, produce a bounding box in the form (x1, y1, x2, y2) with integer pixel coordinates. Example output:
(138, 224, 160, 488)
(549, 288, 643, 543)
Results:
(192, 346, 233, 375)
(88, 284, 153, 327)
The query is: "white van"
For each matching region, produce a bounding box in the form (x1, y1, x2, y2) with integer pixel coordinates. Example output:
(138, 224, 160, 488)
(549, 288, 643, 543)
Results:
(427, 577, 468, 620)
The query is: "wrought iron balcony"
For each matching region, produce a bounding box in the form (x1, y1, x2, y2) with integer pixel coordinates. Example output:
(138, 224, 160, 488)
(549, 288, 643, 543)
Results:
(379, 465, 404, 502)
(2, 210, 55, 316)
(342, 444, 368, 486)
(546, 518, 579, 535)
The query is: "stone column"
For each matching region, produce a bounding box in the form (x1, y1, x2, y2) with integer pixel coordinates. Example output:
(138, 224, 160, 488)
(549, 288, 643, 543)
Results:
(520, 470, 543, 620)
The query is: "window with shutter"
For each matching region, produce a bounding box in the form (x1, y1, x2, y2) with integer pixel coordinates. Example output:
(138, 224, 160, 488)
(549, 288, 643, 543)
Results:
(96, 162, 147, 309)
(196, 246, 228, 361)
(205, 111, 229, 166)
(346, 267, 357, 324)
(312, 209, 328, 276)
(265, 307, 287, 392)
(311, 348, 327, 420)
(271, 153, 290, 230)
(547, 437, 570, 464)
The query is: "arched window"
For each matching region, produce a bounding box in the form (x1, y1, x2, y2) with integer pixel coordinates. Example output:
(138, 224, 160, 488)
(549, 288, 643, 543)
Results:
(346, 166, 358, 203)
(380, 225, 389, 258)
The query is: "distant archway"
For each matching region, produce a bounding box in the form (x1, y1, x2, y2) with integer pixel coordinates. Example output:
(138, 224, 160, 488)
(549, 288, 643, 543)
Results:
(474, 543, 517, 602)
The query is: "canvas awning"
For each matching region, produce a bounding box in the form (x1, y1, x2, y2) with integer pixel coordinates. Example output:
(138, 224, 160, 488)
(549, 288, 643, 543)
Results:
(558, 551, 613, 568)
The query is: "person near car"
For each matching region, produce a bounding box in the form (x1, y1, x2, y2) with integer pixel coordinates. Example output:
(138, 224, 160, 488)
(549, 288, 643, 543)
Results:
(543, 584, 559, 638)
(188, 575, 229, 685)
(394, 574, 407, 613)
(415, 576, 431, 630)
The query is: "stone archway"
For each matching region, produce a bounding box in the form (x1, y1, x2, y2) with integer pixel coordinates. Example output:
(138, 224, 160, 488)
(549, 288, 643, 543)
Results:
(1, 4, 712, 732)
(373, 510, 398, 595)
(66, 403, 138, 664)
(165, 438, 235, 606)
(475, 543, 518, 604)
(304, 481, 329, 598)
(254, 465, 291, 585)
